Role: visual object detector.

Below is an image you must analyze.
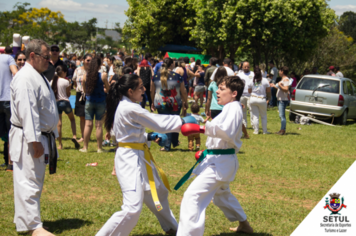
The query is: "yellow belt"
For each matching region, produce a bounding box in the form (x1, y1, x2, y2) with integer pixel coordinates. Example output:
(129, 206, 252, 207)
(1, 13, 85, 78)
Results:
(119, 142, 171, 211)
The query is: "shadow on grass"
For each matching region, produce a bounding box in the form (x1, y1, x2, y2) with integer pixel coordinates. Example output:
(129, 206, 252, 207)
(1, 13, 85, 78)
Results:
(43, 218, 93, 233)
(285, 132, 300, 135)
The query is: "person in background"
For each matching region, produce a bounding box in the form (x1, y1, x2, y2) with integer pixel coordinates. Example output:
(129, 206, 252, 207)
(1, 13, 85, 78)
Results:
(153, 58, 163, 75)
(206, 67, 226, 119)
(151, 57, 188, 151)
(248, 68, 271, 134)
(42, 44, 64, 82)
(50, 65, 80, 149)
(270, 66, 291, 135)
(194, 65, 205, 107)
(190, 57, 196, 70)
(204, 57, 218, 100)
(327, 66, 336, 76)
(238, 61, 254, 129)
(67, 63, 75, 80)
(108, 56, 116, 81)
(230, 58, 239, 72)
(335, 67, 344, 78)
(175, 58, 195, 100)
(260, 63, 267, 78)
(0, 45, 18, 171)
(132, 57, 139, 73)
(290, 71, 298, 91)
(138, 59, 154, 109)
(15, 51, 26, 70)
(62, 52, 69, 64)
(187, 103, 209, 151)
(81, 57, 110, 153)
(145, 53, 153, 66)
(76, 56, 83, 67)
(110, 60, 124, 84)
(312, 67, 319, 75)
(268, 60, 278, 107)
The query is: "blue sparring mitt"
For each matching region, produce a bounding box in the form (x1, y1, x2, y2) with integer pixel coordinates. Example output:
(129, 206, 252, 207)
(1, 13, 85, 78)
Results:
(181, 116, 198, 124)
(148, 132, 168, 147)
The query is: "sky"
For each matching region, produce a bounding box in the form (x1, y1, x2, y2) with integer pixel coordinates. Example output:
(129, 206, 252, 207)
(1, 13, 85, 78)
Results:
(1, 0, 355, 28)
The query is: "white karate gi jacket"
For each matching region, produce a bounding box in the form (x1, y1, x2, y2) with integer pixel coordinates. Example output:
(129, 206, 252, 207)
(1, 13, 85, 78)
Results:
(9, 63, 59, 162)
(114, 96, 182, 192)
(193, 101, 243, 182)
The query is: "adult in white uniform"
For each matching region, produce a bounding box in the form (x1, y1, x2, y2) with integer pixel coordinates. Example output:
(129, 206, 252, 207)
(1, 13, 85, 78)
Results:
(177, 76, 253, 235)
(238, 61, 254, 128)
(248, 68, 271, 134)
(10, 39, 59, 236)
(96, 74, 195, 236)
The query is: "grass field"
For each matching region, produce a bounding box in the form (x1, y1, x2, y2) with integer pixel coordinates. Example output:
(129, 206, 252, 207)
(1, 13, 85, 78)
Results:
(1, 102, 355, 236)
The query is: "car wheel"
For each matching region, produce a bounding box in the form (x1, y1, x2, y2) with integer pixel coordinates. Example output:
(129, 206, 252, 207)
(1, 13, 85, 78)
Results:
(289, 112, 296, 122)
(335, 110, 348, 125)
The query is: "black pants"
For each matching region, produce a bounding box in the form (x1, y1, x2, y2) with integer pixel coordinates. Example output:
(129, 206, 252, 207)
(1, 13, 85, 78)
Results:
(141, 84, 152, 109)
(0, 101, 11, 138)
(3, 142, 8, 165)
(211, 110, 222, 119)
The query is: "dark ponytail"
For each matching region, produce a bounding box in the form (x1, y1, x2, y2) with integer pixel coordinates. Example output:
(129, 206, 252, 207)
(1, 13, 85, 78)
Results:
(253, 68, 262, 84)
(51, 64, 68, 99)
(105, 74, 141, 132)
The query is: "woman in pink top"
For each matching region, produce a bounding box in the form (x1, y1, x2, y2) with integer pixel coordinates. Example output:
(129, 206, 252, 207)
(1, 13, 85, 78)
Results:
(51, 65, 80, 149)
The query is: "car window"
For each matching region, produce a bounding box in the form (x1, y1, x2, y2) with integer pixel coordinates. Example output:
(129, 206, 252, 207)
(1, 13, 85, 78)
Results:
(346, 81, 354, 95)
(297, 77, 340, 94)
(351, 82, 356, 95)
(343, 81, 348, 94)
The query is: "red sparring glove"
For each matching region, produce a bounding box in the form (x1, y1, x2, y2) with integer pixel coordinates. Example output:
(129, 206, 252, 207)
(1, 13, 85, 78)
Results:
(195, 150, 204, 162)
(181, 123, 205, 136)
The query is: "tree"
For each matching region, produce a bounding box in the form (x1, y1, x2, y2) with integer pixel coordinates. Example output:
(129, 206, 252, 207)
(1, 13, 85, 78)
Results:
(12, 7, 67, 44)
(0, 2, 32, 45)
(339, 11, 356, 44)
(123, 0, 196, 52)
(190, 0, 335, 66)
(62, 18, 97, 54)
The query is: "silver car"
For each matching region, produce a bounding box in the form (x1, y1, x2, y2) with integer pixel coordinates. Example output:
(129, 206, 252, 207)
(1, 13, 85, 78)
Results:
(290, 75, 356, 125)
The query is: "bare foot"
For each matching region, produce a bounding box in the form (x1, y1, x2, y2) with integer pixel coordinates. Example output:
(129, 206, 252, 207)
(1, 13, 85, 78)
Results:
(112, 166, 116, 176)
(58, 144, 63, 150)
(230, 220, 253, 234)
(77, 138, 84, 143)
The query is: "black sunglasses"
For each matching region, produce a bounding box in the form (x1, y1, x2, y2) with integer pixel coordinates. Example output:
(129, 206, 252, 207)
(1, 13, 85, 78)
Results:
(51, 49, 59, 52)
(17, 59, 26, 61)
(35, 53, 50, 60)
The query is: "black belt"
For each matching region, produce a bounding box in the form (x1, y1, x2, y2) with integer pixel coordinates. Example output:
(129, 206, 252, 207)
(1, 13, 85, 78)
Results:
(11, 124, 58, 175)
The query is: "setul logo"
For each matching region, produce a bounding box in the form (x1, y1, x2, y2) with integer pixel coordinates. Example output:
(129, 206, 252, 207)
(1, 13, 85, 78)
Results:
(324, 193, 347, 215)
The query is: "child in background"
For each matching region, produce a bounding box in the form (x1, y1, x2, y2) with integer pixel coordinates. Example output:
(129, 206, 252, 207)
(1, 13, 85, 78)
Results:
(188, 103, 209, 151)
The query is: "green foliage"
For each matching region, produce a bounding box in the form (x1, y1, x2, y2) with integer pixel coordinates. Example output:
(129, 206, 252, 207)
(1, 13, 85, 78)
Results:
(190, 0, 336, 64)
(339, 11, 356, 44)
(300, 27, 356, 80)
(123, 0, 195, 52)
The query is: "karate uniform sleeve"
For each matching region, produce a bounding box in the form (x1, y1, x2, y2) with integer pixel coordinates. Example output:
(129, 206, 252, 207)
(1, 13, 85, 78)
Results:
(204, 109, 239, 142)
(133, 106, 182, 133)
(14, 86, 42, 143)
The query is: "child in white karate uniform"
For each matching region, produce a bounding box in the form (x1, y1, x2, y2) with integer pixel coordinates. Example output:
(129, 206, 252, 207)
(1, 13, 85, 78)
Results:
(96, 73, 194, 236)
(177, 75, 254, 235)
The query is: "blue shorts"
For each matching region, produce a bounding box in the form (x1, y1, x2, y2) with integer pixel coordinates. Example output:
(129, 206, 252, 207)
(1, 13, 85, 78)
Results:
(57, 100, 72, 115)
(85, 100, 106, 121)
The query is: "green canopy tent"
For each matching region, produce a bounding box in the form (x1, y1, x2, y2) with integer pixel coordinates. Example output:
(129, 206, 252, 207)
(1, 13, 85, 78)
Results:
(164, 52, 211, 66)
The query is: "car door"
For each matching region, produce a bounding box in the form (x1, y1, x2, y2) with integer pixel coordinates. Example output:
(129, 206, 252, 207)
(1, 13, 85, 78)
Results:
(350, 81, 356, 118)
(345, 81, 356, 118)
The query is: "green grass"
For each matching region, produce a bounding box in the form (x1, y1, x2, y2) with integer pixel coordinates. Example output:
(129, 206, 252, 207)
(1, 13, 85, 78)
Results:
(1, 101, 356, 236)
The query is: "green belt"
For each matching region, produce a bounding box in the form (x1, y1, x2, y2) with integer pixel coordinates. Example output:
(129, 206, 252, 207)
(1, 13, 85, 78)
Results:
(174, 148, 235, 190)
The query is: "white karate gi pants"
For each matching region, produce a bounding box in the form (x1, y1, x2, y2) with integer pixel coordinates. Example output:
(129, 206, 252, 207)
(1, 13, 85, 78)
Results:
(249, 97, 268, 133)
(240, 96, 253, 128)
(13, 150, 46, 232)
(177, 166, 247, 236)
(96, 172, 178, 236)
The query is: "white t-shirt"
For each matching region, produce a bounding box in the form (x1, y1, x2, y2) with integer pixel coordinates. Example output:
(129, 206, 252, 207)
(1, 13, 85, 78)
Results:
(50, 77, 70, 102)
(190, 62, 195, 70)
(209, 66, 235, 81)
(238, 71, 255, 96)
(248, 78, 270, 98)
(336, 72, 344, 78)
(108, 65, 115, 77)
(191, 114, 204, 124)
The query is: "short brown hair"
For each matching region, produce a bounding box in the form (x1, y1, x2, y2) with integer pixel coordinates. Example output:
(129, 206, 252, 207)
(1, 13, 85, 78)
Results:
(190, 103, 200, 113)
(217, 76, 244, 101)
